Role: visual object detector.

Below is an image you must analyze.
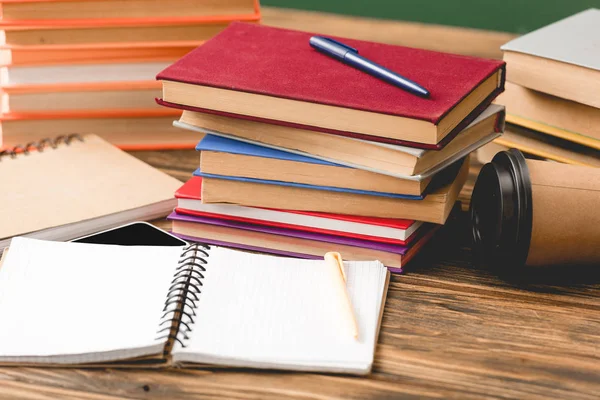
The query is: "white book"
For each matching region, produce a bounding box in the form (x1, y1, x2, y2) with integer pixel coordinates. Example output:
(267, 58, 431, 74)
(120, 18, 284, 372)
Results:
(500, 9, 600, 108)
(0, 237, 389, 374)
(0, 61, 172, 87)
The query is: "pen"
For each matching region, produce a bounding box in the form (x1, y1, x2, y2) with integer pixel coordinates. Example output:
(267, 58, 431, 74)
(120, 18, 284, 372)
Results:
(324, 252, 358, 339)
(309, 36, 430, 98)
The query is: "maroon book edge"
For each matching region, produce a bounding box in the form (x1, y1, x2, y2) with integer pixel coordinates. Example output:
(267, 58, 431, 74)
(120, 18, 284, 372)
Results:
(157, 64, 505, 150)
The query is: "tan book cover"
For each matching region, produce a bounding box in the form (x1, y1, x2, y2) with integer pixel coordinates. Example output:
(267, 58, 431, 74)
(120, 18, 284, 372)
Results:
(0, 134, 181, 248)
(496, 82, 600, 145)
(200, 158, 470, 225)
(494, 125, 600, 168)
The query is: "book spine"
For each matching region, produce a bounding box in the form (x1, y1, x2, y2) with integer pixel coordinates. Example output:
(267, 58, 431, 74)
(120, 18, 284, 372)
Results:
(155, 243, 210, 350)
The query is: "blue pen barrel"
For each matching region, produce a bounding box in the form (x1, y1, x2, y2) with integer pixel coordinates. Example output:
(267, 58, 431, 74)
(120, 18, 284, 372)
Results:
(309, 36, 349, 60)
(343, 52, 430, 98)
(309, 35, 430, 98)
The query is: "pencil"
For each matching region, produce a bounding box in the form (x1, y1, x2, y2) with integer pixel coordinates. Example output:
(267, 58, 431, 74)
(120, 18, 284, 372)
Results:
(324, 252, 359, 339)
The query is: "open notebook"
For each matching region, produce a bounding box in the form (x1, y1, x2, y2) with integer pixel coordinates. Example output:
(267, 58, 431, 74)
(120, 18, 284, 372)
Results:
(0, 238, 389, 374)
(0, 134, 181, 250)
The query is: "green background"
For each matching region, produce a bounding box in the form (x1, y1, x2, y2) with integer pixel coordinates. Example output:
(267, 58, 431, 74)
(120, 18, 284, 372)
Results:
(261, 0, 599, 33)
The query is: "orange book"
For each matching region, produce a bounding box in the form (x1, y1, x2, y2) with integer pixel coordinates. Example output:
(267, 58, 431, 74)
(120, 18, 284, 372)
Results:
(0, 0, 261, 25)
(0, 108, 201, 150)
(0, 40, 202, 66)
(0, 19, 235, 46)
(1, 80, 163, 113)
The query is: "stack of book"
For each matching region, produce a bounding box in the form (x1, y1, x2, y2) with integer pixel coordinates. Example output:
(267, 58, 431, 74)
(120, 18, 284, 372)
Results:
(0, 0, 260, 149)
(157, 23, 507, 272)
(485, 9, 599, 168)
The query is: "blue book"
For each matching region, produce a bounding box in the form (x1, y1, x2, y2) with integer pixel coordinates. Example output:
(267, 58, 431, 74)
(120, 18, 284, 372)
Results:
(196, 134, 346, 167)
(195, 135, 424, 200)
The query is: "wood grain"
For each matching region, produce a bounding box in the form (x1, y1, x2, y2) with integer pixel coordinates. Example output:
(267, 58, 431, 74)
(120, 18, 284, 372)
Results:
(1, 8, 598, 400)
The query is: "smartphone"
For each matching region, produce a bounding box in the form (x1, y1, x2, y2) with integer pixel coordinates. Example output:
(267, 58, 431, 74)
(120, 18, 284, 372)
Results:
(72, 221, 187, 247)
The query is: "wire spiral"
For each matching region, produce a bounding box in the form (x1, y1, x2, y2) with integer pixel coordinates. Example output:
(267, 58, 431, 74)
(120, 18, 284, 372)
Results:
(155, 243, 210, 349)
(0, 134, 83, 161)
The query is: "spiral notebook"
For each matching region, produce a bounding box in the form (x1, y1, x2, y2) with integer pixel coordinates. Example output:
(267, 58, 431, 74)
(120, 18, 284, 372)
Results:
(0, 134, 181, 250)
(0, 237, 389, 374)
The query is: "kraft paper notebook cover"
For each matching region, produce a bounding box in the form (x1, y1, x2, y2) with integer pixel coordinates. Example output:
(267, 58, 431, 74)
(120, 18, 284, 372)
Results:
(196, 134, 430, 196)
(0, 237, 389, 375)
(0, 0, 261, 25)
(0, 134, 181, 250)
(157, 22, 505, 149)
(175, 177, 422, 245)
(168, 212, 439, 272)
(501, 9, 599, 108)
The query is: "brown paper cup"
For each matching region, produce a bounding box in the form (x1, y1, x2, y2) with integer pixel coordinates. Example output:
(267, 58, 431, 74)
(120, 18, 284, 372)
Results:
(470, 149, 600, 268)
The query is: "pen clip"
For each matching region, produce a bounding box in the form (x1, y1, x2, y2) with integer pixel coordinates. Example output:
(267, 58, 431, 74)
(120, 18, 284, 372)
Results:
(317, 36, 359, 54)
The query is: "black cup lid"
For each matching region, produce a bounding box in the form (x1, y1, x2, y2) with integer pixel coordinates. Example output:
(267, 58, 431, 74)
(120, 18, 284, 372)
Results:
(470, 149, 533, 269)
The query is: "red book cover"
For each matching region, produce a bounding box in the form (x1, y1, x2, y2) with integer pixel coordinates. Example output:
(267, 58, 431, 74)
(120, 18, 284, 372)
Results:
(157, 22, 505, 149)
(175, 177, 418, 245)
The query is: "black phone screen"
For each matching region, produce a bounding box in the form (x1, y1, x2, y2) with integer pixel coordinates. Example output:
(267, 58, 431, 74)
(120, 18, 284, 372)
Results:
(72, 222, 187, 246)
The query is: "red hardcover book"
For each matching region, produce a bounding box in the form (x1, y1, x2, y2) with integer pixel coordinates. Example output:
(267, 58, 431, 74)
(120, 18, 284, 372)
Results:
(174, 177, 421, 245)
(157, 22, 505, 149)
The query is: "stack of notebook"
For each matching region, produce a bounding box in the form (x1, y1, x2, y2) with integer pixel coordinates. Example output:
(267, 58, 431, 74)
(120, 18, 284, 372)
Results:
(156, 23, 507, 272)
(0, 0, 260, 149)
(487, 9, 599, 168)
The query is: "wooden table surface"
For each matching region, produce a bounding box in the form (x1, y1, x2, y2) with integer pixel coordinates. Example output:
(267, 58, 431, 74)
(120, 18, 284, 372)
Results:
(2, 8, 599, 400)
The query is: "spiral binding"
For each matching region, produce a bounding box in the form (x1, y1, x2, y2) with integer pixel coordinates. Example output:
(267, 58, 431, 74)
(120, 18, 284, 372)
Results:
(155, 243, 211, 349)
(0, 134, 84, 161)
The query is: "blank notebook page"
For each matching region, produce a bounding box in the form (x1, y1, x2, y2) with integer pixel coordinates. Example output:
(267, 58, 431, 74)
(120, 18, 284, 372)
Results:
(0, 237, 182, 364)
(172, 247, 388, 374)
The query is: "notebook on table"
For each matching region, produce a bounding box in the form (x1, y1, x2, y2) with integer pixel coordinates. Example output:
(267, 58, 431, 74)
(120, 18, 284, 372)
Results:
(0, 237, 389, 374)
(0, 133, 181, 249)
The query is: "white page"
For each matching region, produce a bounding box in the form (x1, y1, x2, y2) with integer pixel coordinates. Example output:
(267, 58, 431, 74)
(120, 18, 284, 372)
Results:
(172, 247, 387, 374)
(0, 237, 182, 364)
(3, 61, 172, 86)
